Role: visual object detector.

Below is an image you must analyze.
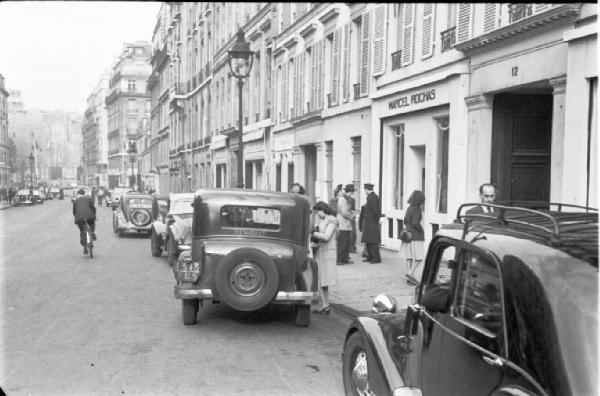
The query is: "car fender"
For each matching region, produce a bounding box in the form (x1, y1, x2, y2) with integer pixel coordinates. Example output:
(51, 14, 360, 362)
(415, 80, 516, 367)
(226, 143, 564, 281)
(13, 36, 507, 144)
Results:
(346, 314, 419, 395)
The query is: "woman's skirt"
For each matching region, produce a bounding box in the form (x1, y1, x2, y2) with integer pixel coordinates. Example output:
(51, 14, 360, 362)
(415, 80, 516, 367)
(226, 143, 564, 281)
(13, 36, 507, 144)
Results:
(397, 240, 425, 261)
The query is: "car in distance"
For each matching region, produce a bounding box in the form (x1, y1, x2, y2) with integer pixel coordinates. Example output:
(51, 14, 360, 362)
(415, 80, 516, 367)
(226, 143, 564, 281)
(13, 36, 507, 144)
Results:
(342, 202, 598, 396)
(108, 186, 134, 208)
(173, 189, 319, 327)
(150, 192, 195, 266)
(112, 192, 160, 237)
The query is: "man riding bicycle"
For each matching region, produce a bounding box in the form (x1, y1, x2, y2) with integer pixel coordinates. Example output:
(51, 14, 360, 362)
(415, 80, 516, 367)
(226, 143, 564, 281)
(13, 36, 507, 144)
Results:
(73, 188, 97, 254)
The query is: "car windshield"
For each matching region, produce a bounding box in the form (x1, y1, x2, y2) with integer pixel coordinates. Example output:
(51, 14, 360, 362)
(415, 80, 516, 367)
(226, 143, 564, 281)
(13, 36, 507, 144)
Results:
(127, 198, 153, 209)
(170, 199, 194, 215)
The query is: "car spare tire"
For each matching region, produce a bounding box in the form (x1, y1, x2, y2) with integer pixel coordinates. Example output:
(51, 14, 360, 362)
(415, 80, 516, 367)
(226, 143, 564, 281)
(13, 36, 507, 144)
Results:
(214, 248, 279, 312)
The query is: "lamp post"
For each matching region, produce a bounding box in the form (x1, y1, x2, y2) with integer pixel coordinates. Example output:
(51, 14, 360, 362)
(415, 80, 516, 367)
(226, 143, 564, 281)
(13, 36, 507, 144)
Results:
(28, 153, 35, 186)
(227, 28, 253, 188)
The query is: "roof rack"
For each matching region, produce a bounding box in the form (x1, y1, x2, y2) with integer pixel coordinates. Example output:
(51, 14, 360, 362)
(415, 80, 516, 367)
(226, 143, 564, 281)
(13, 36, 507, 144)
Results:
(456, 202, 598, 266)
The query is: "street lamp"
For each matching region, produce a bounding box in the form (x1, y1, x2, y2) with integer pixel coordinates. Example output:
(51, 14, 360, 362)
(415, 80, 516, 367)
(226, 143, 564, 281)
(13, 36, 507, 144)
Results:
(28, 152, 35, 186)
(227, 28, 253, 189)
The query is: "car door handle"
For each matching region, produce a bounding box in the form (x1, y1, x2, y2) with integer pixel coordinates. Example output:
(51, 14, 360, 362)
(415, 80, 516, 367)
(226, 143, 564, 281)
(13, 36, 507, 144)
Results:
(482, 355, 503, 367)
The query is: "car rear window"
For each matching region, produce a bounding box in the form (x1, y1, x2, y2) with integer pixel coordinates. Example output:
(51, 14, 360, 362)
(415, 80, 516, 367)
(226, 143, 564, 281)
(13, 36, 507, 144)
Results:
(170, 199, 194, 214)
(128, 198, 153, 209)
(220, 205, 281, 230)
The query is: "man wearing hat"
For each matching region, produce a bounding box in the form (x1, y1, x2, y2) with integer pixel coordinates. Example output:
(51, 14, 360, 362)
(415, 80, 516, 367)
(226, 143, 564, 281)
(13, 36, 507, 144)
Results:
(336, 184, 356, 264)
(73, 188, 97, 254)
(361, 183, 382, 263)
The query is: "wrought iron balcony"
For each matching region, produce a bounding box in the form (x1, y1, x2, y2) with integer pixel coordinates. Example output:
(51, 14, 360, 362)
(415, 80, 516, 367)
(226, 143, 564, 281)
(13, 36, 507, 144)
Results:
(441, 27, 456, 53)
(353, 83, 360, 100)
(509, 4, 533, 23)
(391, 50, 402, 71)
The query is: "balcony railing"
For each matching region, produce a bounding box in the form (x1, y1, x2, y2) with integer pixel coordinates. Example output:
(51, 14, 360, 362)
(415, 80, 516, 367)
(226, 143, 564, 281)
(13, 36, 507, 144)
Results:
(440, 27, 456, 53)
(391, 50, 403, 71)
(353, 83, 360, 100)
(509, 3, 533, 23)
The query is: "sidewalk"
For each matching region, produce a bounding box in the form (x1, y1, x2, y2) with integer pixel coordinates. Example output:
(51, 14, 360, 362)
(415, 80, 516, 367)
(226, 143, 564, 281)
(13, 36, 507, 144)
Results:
(0, 202, 12, 210)
(329, 246, 417, 319)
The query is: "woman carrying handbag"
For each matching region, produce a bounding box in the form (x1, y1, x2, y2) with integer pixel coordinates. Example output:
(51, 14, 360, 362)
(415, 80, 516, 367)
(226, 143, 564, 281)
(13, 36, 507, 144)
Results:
(310, 201, 339, 314)
(398, 190, 425, 285)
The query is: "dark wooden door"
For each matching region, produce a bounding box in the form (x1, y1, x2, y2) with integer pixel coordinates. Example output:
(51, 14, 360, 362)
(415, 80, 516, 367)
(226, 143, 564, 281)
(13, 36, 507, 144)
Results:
(492, 94, 552, 202)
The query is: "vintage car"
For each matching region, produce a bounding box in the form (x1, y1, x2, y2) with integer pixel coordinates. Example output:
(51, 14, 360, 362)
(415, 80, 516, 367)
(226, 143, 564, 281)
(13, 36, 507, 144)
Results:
(48, 187, 61, 199)
(14, 189, 34, 206)
(108, 186, 134, 208)
(173, 189, 319, 327)
(112, 192, 159, 237)
(342, 202, 598, 396)
(150, 192, 195, 265)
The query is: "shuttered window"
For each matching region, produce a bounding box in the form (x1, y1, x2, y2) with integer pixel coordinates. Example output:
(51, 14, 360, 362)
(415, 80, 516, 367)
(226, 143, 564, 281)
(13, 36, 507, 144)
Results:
(299, 53, 305, 115)
(359, 10, 371, 96)
(317, 40, 324, 109)
(292, 56, 297, 118)
(371, 4, 387, 76)
(402, 3, 416, 66)
(330, 28, 341, 106)
(310, 45, 317, 111)
(281, 62, 288, 121)
(483, 3, 498, 33)
(342, 23, 350, 102)
(421, 4, 435, 59)
(456, 3, 473, 44)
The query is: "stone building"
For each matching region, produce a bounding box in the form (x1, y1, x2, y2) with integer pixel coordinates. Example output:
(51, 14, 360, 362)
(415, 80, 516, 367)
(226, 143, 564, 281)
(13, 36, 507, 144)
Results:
(0, 74, 10, 190)
(82, 71, 110, 187)
(105, 42, 152, 188)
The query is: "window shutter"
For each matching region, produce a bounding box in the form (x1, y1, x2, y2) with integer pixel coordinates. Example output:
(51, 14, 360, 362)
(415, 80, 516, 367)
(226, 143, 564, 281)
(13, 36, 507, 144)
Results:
(282, 3, 290, 31)
(421, 4, 435, 59)
(300, 52, 305, 114)
(456, 4, 473, 44)
(342, 23, 350, 102)
(310, 45, 317, 110)
(401, 3, 415, 66)
(371, 4, 387, 76)
(292, 56, 298, 118)
(331, 28, 341, 106)
(318, 40, 324, 109)
(483, 3, 498, 33)
(272, 65, 278, 122)
(359, 10, 371, 96)
(281, 62, 287, 121)
(534, 4, 551, 14)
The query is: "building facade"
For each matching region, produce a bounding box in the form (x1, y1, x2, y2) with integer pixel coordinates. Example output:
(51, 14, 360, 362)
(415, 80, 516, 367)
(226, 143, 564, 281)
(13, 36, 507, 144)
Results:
(0, 74, 10, 191)
(82, 71, 110, 187)
(105, 42, 152, 189)
(146, 3, 597, 250)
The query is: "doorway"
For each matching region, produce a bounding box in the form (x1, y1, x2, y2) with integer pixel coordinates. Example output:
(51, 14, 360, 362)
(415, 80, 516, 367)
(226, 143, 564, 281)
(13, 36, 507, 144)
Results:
(303, 144, 317, 201)
(492, 94, 552, 202)
(409, 145, 426, 196)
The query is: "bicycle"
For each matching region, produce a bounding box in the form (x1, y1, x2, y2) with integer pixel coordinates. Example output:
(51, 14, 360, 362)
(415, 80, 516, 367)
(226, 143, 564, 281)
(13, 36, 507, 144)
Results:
(82, 221, 94, 258)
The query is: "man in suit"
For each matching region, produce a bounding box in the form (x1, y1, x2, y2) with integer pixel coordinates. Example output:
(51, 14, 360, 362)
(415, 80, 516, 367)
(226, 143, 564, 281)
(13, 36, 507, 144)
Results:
(336, 184, 356, 264)
(361, 183, 382, 263)
(466, 183, 497, 214)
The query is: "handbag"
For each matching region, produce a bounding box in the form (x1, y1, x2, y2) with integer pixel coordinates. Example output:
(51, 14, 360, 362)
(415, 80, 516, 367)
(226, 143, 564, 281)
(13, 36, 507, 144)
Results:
(399, 228, 412, 243)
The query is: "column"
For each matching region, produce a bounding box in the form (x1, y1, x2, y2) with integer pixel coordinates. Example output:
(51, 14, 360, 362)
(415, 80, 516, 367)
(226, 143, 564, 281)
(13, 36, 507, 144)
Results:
(464, 94, 494, 201)
(549, 75, 566, 203)
(292, 146, 304, 186)
(281, 153, 289, 192)
(314, 142, 326, 202)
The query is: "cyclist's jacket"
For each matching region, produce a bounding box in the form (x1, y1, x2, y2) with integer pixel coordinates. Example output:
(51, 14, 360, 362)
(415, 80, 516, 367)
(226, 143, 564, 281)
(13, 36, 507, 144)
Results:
(73, 195, 96, 222)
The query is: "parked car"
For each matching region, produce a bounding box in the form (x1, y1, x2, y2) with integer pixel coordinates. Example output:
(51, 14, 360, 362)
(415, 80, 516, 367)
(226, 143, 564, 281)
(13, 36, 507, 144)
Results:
(108, 186, 134, 208)
(112, 192, 159, 237)
(150, 192, 195, 265)
(173, 189, 319, 327)
(14, 189, 33, 206)
(341, 202, 598, 396)
(48, 187, 61, 199)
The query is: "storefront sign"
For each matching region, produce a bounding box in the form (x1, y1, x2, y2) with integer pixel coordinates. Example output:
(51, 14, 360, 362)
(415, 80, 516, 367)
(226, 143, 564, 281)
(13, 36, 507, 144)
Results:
(388, 89, 436, 110)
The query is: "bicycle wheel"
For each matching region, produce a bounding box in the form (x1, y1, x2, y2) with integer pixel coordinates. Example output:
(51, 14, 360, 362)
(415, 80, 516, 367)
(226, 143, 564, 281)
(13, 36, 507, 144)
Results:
(86, 228, 94, 258)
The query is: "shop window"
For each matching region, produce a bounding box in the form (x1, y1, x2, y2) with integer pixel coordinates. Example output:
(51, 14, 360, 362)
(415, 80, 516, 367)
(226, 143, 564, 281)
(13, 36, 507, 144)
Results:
(128, 80, 136, 92)
(393, 124, 405, 210)
(436, 117, 449, 213)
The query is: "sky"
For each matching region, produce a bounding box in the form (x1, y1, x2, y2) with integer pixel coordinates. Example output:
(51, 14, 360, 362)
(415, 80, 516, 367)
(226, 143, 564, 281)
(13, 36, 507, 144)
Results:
(0, 1, 162, 114)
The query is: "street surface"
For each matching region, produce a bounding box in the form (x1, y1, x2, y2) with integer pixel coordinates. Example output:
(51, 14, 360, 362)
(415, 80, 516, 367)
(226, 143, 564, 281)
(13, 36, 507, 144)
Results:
(0, 200, 348, 395)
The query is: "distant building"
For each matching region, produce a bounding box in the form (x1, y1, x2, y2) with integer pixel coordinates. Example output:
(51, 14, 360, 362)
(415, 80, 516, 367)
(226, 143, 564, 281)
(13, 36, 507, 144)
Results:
(82, 71, 110, 187)
(0, 74, 10, 190)
(7, 89, 26, 115)
(105, 42, 152, 188)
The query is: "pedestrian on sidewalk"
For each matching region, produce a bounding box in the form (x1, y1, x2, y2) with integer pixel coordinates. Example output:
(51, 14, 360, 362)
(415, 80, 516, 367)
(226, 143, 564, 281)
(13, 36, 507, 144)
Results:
(348, 187, 358, 253)
(310, 201, 339, 315)
(336, 184, 356, 265)
(398, 190, 426, 284)
(361, 183, 382, 263)
(329, 184, 343, 215)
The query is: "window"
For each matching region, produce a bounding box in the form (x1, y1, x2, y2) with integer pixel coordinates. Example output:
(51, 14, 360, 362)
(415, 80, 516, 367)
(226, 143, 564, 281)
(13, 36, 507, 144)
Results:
(454, 250, 504, 353)
(428, 244, 456, 289)
(128, 80, 136, 92)
(393, 124, 405, 209)
(436, 118, 449, 213)
(220, 205, 281, 230)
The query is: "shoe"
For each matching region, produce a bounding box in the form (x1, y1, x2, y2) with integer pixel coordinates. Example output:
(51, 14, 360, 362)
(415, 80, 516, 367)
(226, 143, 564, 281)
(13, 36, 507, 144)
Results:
(92, 233, 97, 241)
(361, 252, 369, 258)
(312, 306, 331, 315)
(336, 262, 345, 266)
(369, 260, 381, 264)
(346, 259, 354, 264)
(362, 258, 371, 262)
(83, 246, 88, 255)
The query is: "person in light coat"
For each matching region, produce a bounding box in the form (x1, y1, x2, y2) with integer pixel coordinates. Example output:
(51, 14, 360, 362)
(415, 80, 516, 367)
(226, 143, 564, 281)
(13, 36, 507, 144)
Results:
(310, 201, 339, 314)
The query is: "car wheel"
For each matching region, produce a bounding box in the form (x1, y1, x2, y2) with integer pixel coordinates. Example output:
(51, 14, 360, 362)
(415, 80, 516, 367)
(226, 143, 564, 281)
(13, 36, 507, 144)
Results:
(294, 304, 310, 327)
(182, 299, 198, 325)
(343, 332, 374, 396)
(151, 229, 163, 257)
(214, 248, 279, 312)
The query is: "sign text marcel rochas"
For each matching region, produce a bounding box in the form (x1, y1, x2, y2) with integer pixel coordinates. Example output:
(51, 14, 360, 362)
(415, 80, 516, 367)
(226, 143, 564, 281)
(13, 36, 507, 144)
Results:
(388, 89, 436, 110)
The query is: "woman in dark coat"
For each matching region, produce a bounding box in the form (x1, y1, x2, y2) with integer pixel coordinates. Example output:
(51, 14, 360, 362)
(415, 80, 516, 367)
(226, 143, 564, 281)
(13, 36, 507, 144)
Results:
(398, 190, 425, 284)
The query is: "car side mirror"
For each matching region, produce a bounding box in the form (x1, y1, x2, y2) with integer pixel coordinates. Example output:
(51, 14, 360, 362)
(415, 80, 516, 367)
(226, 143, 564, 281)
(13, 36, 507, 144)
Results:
(421, 287, 450, 313)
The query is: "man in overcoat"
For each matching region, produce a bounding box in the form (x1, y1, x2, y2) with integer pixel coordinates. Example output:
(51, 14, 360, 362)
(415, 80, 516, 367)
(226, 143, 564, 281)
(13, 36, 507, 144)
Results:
(361, 183, 382, 263)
